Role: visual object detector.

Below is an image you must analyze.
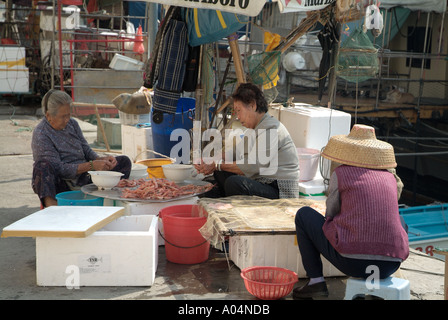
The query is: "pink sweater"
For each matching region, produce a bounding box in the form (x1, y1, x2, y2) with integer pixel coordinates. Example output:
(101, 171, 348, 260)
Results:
(322, 166, 409, 261)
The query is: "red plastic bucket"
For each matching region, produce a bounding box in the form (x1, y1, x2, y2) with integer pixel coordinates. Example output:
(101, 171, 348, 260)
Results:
(159, 205, 209, 264)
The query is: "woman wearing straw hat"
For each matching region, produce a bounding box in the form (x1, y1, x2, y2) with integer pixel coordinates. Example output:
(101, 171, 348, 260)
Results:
(31, 89, 131, 207)
(293, 124, 409, 299)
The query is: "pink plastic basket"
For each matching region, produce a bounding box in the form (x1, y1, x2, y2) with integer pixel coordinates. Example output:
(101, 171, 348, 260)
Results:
(241, 266, 298, 300)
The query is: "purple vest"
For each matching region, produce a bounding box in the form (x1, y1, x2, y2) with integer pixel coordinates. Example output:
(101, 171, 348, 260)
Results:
(322, 166, 409, 261)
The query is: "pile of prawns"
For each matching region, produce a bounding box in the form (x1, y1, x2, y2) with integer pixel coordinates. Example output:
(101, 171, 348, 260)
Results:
(116, 178, 213, 200)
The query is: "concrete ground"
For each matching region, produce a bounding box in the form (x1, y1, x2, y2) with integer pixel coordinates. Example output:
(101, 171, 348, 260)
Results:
(0, 112, 445, 302)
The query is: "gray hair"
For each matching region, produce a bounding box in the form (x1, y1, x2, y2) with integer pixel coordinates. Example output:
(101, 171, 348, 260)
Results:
(41, 89, 73, 116)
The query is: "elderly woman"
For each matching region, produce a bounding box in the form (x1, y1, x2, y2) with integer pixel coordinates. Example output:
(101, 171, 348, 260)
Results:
(195, 83, 300, 199)
(293, 124, 409, 299)
(32, 89, 131, 207)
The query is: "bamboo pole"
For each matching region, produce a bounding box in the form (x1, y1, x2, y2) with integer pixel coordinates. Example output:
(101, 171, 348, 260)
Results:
(227, 33, 246, 84)
(72, 102, 116, 109)
(94, 104, 110, 152)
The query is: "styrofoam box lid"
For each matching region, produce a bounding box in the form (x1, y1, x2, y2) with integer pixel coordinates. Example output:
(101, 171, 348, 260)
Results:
(285, 105, 351, 118)
(1, 206, 124, 238)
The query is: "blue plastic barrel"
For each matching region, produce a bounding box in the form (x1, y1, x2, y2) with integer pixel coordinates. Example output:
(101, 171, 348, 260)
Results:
(151, 97, 195, 163)
(56, 190, 104, 206)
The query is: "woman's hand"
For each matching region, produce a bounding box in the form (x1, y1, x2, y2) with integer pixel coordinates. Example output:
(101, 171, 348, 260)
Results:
(95, 156, 117, 171)
(194, 160, 216, 176)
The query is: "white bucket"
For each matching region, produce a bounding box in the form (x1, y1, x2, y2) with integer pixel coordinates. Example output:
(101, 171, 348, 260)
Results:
(297, 148, 320, 182)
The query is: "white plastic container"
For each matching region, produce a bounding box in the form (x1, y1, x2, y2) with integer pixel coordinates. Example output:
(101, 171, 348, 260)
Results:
(229, 234, 344, 278)
(299, 178, 327, 200)
(121, 124, 153, 162)
(297, 148, 320, 181)
(109, 54, 144, 71)
(277, 105, 351, 151)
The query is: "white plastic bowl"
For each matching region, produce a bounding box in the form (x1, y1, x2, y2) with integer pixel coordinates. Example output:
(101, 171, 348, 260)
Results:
(89, 171, 124, 190)
(129, 163, 148, 180)
(162, 164, 194, 183)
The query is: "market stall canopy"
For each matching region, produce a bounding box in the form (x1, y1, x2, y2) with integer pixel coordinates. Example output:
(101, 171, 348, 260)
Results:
(379, 0, 447, 13)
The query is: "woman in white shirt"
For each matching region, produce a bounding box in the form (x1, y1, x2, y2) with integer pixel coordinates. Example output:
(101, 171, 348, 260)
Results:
(195, 83, 300, 199)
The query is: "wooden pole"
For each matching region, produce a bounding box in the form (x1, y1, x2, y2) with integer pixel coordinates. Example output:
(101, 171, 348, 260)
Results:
(94, 104, 110, 152)
(228, 33, 246, 84)
(273, 11, 320, 54)
(72, 102, 116, 109)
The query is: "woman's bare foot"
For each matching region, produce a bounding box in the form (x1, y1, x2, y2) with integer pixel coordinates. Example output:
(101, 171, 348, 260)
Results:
(43, 196, 58, 207)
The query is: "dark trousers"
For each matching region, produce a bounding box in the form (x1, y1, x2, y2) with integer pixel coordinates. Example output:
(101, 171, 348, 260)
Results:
(32, 155, 131, 205)
(202, 171, 279, 199)
(295, 206, 401, 279)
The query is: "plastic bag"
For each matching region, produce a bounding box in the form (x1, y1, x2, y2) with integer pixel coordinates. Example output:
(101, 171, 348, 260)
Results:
(363, 5, 383, 34)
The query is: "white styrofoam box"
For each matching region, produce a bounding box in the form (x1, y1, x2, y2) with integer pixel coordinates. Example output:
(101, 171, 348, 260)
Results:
(0, 46, 26, 68)
(36, 215, 158, 286)
(97, 118, 122, 147)
(119, 111, 150, 126)
(299, 177, 327, 200)
(0, 47, 29, 93)
(110, 54, 144, 71)
(0, 69, 29, 93)
(274, 104, 351, 151)
(121, 124, 153, 162)
(229, 234, 344, 278)
(39, 7, 81, 31)
(115, 197, 199, 246)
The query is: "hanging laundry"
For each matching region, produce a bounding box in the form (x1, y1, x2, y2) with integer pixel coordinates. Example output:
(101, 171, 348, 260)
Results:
(152, 18, 188, 114)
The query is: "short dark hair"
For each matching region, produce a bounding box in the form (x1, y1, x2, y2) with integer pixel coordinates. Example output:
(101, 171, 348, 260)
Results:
(231, 83, 268, 113)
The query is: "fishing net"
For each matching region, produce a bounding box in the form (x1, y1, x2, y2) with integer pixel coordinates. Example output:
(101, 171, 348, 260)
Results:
(247, 51, 281, 86)
(197, 196, 326, 248)
(336, 28, 379, 83)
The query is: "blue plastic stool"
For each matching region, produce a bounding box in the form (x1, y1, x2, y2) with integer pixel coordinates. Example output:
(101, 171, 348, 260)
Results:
(344, 277, 410, 300)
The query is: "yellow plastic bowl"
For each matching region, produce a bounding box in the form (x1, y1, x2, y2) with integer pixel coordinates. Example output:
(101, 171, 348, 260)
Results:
(136, 158, 174, 178)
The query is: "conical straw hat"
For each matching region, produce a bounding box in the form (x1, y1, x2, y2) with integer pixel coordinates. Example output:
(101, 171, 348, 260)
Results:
(321, 124, 397, 169)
